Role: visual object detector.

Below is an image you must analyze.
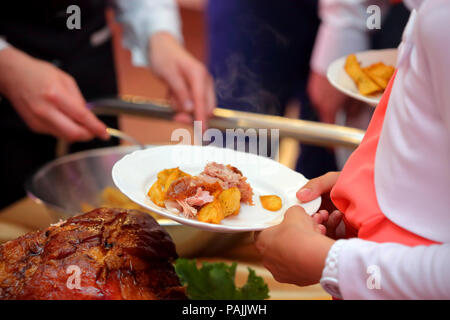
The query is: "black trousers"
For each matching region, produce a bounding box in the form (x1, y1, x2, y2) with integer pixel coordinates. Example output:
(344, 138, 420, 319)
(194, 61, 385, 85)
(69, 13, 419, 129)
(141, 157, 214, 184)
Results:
(0, 38, 118, 209)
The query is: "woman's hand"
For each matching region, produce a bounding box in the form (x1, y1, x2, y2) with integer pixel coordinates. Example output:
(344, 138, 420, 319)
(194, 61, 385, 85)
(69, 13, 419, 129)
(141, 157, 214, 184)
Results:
(296, 171, 340, 202)
(313, 209, 345, 239)
(149, 32, 216, 126)
(254, 205, 335, 286)
(297, 171, 340, 212)
(296, 172, 345, 239)
(0, 47, 108, 142)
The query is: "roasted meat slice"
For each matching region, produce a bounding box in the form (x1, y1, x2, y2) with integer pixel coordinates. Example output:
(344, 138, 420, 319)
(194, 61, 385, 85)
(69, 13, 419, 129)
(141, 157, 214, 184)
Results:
(0, 208, 186, 300)
(164, 176, 222, 217)
(162, 163, 254, 219)
(165, 176, 222, 201)
(200, 162, 254, 205)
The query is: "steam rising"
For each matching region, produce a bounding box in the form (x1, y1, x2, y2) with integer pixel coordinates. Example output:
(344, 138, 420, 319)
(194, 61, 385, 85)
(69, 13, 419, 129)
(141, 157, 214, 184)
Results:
(214, 53, 281, 115)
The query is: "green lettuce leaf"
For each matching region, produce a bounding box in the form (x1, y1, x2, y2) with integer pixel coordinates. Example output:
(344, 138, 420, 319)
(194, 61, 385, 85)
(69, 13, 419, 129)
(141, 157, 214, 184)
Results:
(174, 259, 269, 300)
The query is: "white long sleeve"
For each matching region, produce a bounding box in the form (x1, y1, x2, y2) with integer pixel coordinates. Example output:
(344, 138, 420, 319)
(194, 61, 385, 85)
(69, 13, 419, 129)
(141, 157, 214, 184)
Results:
(0, 37, 9, 51)
(113, 0, 182, 67)
(333, 239, 450, 299)
(311, 0, 389, 75)
(321, 0, 450, 300)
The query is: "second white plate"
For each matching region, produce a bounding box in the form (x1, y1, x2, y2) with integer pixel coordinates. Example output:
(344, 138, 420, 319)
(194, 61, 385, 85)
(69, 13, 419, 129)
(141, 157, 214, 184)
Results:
(327, 48, 397, 106)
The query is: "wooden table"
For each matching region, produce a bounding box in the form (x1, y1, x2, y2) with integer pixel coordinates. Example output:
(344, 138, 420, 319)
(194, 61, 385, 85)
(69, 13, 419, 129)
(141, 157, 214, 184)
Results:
(0, 198, 330, 300)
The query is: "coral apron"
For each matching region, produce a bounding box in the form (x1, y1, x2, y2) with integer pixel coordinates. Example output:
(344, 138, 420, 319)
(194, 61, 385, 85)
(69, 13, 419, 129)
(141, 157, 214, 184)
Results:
(331, 73, 438, 247)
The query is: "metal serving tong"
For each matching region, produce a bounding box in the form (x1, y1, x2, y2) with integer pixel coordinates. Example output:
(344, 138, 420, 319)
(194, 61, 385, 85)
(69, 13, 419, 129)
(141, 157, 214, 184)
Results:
(89, 96, 365, 149)
(105, 127, 145, 150)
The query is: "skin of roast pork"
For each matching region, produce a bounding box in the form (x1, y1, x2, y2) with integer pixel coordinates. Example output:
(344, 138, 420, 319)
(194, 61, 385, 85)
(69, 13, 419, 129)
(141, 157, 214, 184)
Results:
(0, 208, 187, 300)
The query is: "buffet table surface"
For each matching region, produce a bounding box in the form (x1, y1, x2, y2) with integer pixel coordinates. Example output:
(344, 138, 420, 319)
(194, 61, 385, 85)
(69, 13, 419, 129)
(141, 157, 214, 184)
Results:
(0, 198, 331, 300)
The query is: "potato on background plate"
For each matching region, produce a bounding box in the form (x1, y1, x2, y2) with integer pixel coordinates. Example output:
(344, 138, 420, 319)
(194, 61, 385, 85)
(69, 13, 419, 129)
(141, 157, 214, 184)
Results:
(363, 62, 395, 89)
(344, 54, 382, 96)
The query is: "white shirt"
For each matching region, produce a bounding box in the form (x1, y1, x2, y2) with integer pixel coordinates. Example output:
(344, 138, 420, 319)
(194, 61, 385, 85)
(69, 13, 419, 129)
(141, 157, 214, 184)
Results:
(375, 4, 450, 243)
(310, 0, 422, 75)
(321, 0, 450, 299)
(0, 0, 182, 67)
(113, 0, 182, 66)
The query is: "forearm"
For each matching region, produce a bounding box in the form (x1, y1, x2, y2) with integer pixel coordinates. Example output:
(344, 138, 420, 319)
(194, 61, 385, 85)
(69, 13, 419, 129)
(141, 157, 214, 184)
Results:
(299, 233, 335, 283)
(287, 228, 335, 285)
(0, 46, 32, 96)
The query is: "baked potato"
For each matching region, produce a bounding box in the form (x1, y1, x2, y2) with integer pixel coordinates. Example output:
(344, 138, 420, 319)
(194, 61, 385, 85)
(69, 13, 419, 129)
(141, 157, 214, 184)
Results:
(345, 54, 382, 96)
(260, 195, 282, 211)
(197, 199, 224, 224)
(148, 180, 165, 207)
(219, 187, 241, 217)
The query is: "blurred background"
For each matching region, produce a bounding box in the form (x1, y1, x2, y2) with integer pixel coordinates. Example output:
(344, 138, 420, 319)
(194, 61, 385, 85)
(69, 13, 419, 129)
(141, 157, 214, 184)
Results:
(114, 0, 205, 146)
(112, 0, 303, 169)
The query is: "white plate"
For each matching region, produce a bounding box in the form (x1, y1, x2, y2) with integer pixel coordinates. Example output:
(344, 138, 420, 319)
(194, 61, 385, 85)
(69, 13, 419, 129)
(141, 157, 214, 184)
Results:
(112, 145, 321, 233)
(327, 48, 398, 106)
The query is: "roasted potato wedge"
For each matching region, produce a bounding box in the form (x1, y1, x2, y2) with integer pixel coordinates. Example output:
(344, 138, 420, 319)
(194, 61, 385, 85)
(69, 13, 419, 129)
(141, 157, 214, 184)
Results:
(157, 167, 189, 191)
(362, 62, 395, 89)
(148, 180, 165, 207)
(219, 187, 241, 217)
(345, 54, 382, 96)
(157, 168, 177, 186)
(260, 195, 282, 211)
(197, 199, 224, 224)
(164, 169, 181, 192)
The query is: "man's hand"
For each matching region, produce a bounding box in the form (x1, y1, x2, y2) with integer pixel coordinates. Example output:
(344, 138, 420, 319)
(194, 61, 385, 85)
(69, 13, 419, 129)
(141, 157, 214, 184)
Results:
(308, 70, 355, 124)
(254, 205, 334, 286)
(149, 32, 216, 125)
(0, 48, 108, 142)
